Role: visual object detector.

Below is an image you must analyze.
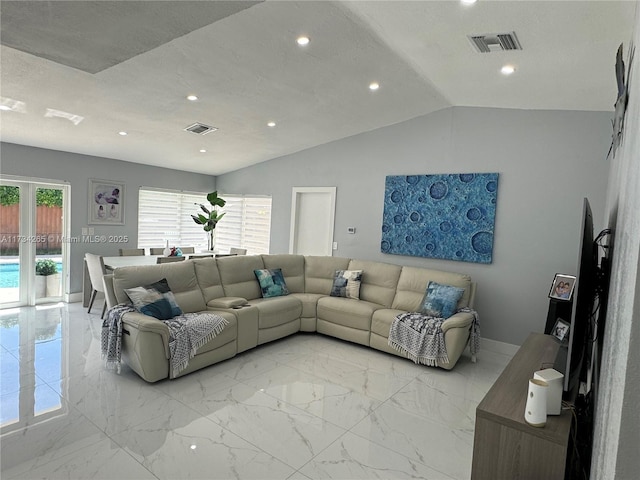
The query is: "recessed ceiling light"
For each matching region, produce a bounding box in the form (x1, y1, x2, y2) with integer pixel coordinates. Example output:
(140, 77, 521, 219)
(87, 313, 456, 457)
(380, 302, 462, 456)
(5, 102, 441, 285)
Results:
(501, 65, 516, 75)
(0, 96, 27, 113)
(118, 131, 128, 136)
(296, 36, 310, 46)
(461, 0, 478, 5)
(44, 108, 84, 125)
(267, 121, 276, 127)
(199, 149, 207, 153)
(369, 82, 380, 91)
(187, 95, 198, 101)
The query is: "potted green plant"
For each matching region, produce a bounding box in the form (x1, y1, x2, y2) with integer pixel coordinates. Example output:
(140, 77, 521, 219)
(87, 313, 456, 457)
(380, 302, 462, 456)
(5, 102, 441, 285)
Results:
(35, 259, 60, 297)
(191, 191, 226, 252)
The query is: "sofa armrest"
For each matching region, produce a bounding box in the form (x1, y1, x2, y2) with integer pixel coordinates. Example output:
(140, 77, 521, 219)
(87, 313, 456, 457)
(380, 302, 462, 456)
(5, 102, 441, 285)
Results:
(121, 311, 170, 359)
(207, 297, 248, 309)
(438, 311, 475, 370)
(441, 311, 474, 333)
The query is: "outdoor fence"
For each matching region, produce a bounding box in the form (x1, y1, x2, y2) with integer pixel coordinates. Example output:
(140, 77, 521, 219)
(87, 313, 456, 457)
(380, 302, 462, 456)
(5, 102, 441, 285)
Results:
(0, 205, 63, 255)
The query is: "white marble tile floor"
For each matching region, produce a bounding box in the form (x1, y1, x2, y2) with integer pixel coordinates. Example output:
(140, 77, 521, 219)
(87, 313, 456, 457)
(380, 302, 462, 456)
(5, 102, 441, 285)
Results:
(0, 303, 512, 479)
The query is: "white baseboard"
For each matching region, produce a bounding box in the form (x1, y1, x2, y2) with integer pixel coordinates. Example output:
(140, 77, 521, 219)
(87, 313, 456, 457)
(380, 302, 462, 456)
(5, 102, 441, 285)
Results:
(481, 337, 520, 356)
(67, 292, 83, 303)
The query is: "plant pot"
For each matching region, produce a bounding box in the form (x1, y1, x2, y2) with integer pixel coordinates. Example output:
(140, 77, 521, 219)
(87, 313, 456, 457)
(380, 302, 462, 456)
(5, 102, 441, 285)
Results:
(46, 273, 61, 297)
(35, 275, 46, 298)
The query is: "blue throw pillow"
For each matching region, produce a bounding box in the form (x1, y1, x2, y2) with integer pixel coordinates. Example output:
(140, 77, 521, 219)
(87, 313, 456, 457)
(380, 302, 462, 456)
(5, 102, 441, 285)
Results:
(330, 270, 363, 299)
(419, 281, 465, 319)
(124, 278, 183, 320)
(254, 268, 289, 298)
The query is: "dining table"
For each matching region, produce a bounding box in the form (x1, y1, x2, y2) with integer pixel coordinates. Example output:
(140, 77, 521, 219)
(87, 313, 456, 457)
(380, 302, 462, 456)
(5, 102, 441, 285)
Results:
(103, 255, 162, 270)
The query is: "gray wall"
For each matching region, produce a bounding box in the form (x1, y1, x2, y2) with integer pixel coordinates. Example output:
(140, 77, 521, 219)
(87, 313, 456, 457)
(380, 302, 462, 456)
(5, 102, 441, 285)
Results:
(217, 106, 612, 345)
(0, 142, 215, 293)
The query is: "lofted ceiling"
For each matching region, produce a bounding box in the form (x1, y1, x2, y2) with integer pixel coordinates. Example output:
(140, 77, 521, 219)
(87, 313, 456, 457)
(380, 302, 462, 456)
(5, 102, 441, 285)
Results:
(0, 0, 635, 175)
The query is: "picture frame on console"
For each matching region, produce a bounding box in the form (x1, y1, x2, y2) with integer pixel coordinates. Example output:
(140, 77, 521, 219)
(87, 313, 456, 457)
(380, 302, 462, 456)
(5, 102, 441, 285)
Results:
(552, 318, 571, 343)
(548, 273, 576, 301)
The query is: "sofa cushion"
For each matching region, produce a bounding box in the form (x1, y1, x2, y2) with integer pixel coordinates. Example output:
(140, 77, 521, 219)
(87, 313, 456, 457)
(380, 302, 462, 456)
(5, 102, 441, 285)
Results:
(330, 270, 362, 299)
(371, 308, 405, 337)
(193, 257, 225, 303)
(250, 296, 303, 329)
(112, 261, 207, 313)
(124, 278, 183, 320)
(419, 281, 465, 319)
(289, 293, 325, 319)
(192, 312, 238, 356)
(217, 255, 265, 300)
(392, 266, 472, 312)
(317, 296, 381, 331)
(304, 256, 351, 295)
(262, 254, 305, 293)
(254, 268, 290, 298)
(347, 259, 402, 308)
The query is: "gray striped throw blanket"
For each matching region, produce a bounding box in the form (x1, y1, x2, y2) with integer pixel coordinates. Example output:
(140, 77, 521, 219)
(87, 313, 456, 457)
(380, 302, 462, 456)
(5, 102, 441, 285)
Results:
(388, 307, 480, 366)
(102, 304, 228, 377)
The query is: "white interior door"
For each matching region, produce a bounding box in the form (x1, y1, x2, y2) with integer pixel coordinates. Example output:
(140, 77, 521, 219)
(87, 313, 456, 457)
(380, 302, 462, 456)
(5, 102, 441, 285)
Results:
(289, 187, 336, 256)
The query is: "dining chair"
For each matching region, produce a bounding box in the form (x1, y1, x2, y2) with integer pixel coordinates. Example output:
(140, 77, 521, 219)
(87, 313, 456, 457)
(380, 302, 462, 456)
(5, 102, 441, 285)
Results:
(229, 247, 247, 255)
(180, 247, 195, 254)
(157, 256, 186, 264)
(150, 248, 165, 255)
(85, 253, 107, 318)
(119, 248, 145, 256)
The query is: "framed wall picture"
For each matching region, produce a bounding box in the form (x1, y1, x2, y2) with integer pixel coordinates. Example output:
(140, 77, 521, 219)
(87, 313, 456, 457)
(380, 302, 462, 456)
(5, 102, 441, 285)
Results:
(548, 273, 576, 301)
(381, 173, 499, 264)
(88, 179, 124, 225)
(552, 318, 571, 343)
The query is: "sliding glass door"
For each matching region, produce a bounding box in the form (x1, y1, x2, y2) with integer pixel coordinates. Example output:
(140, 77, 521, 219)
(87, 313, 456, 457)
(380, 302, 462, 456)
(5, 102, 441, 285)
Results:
(0, 178, 69, 307)
(0, 183, 22, 304)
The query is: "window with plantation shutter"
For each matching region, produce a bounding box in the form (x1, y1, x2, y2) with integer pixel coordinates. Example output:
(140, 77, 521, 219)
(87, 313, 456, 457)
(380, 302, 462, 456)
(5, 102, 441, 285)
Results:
(215, 194, 271, 255)
(138, 188, 210, 252)
(138, 188, 271, 255)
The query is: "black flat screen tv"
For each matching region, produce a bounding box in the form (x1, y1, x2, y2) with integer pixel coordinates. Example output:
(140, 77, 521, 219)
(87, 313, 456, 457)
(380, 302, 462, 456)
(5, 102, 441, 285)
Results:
(554, 198, 596, 396)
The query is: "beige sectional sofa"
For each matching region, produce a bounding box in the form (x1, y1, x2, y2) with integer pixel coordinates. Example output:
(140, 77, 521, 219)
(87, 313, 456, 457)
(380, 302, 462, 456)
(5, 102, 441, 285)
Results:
(103, 254, 477, 383)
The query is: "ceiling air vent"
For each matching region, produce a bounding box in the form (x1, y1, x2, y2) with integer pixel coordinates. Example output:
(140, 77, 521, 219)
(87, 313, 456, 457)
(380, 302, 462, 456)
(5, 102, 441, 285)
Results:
(467, 31, 522, 53)
(184, 122, 218, 135)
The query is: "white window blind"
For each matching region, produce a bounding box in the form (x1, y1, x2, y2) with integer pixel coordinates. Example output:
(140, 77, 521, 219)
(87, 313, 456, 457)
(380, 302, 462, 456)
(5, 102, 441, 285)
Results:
(138, 188, 209, 252)
(216, 195, 272, 255)
(138, 189, 271, 255)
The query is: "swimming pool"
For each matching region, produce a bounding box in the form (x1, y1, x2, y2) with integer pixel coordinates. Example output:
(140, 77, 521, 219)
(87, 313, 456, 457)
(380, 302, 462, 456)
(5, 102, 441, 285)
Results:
(0, 262, 62, 288)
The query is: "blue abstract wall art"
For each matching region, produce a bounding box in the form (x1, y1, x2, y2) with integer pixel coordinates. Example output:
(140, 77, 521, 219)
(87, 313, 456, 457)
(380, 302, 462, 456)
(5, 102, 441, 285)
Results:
(381, 173, 499, 264)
